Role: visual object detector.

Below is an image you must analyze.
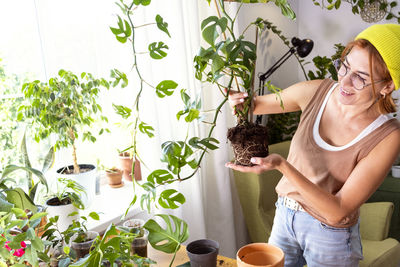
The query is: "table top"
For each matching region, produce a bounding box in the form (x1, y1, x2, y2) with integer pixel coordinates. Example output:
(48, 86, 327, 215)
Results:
(148, 245, 237, 266)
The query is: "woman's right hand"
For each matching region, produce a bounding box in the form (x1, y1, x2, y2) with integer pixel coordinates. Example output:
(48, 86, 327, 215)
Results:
(225, 89, 249, 115)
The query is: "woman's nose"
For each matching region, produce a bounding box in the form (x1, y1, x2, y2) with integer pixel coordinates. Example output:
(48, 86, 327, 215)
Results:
(340, 72, 353, 88)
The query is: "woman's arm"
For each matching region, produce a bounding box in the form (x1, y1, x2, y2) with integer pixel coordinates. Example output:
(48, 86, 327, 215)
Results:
(226, 129, 400, 225)
(228, 79, 323, 115)
(253, 79, 323, 115)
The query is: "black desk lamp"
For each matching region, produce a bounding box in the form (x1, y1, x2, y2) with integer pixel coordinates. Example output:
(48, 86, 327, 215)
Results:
(255, 37, 313, 124)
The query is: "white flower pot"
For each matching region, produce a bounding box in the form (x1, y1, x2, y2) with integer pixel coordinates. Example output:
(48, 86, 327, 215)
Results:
(45, 197, 79, 232)
(392, 165, 400, 178)
(56, 164, 97, 208)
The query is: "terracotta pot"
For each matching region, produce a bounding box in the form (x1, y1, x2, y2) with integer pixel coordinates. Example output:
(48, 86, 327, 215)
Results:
(34, 205, 48, 237)
(105, 168, 123, 187)
(186, 239, 219, 267)
(118, 153, 142, 181)
(237, 243, 284, 267)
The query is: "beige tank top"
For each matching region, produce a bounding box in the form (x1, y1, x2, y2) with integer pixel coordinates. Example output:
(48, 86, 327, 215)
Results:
(275, 78, 400, 227)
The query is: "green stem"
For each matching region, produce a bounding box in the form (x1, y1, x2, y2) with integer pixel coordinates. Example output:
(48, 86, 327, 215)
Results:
(168, 245, 181, 267)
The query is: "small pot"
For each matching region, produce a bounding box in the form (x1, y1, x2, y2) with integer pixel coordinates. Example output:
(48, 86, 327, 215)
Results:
(105, 168, 123, 187)
(56, 164, 97, 207)
(71, 231, 99, 259)
(237, 243, 284, 267)
(118, 153, 142, 181)
(392, 165, 400, 178)
(45, 197, 79, 232)
(186, 239, 219, 267)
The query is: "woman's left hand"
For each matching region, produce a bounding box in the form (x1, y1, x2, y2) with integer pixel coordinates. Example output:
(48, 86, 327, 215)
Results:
(225, 153, 284, 174)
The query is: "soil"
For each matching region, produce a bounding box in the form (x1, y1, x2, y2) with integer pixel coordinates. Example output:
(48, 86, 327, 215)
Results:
(46, 197, 72, 206)
(57, 164, 95, 175)
(227, 123, 269, 166)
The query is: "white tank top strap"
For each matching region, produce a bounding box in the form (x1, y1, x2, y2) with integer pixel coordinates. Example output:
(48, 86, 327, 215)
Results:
(313, 83, 392, 151)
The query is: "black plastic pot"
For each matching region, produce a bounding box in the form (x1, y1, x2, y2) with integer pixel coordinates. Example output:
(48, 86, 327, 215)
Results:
(186, 239, 219, 267)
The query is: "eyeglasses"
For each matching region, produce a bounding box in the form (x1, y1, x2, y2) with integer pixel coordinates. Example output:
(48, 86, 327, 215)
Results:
(333, 59, 387, 90)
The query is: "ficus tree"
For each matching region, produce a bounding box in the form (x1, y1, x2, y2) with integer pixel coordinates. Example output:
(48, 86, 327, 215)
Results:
(18, 70, 111, 174)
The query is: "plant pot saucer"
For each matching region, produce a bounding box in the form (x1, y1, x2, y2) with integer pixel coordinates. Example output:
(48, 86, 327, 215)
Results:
(109, 181, 124, 188)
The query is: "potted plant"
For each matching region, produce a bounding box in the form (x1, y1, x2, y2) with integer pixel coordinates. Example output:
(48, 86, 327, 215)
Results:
(108, 0, 296, 266)
(18, 69, 111, 206)
(39, 209, 101, 266)
(45, 178, 86, 232)
(118, 150, 142, 182)
(0, 207, 47, 267)
(104, 166, 123, 187)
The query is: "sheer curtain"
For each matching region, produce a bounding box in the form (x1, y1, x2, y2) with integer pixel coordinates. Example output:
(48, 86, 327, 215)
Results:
(0, 0, 248, 258)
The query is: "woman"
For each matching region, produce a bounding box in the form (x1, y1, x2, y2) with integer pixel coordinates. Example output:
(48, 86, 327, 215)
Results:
(226, 24, 400, 267)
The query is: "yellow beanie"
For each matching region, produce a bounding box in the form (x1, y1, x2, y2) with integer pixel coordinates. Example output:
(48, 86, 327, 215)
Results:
(356, 24, 400, 90)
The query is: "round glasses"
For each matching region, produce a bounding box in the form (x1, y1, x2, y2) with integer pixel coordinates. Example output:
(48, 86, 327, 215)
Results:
(333, 59, 387, 90)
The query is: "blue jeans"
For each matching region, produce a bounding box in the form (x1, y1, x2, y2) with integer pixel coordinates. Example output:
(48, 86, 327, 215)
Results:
(268, 197, 363, 267)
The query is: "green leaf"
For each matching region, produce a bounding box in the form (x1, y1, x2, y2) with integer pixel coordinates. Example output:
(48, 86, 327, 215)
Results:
(6, 188, 37, 212)
(180, 89, 191, 107)
(156, 15, 170, 37)
(31, 236, 44, 251)
(112, 104, 132, 119)
(155, 80, 178, 98)
(147, 169, 174, 185)
(29, 212, 47, 224)
(110, 16, 131, 43)
(201, 16, 228, 47)
(148, 42, 169, 59)
(185, 109, 200, 122)
(42, 146, 55, 173)
(63, 246, 70, 255)
(144, 214, 189, 253)
(89, 211, 100, 220)
(158, 189, 185, 209)
(0, 194, 13, 212)
(188, 137, 219, 150)
(1, 165, 48, 192)
(139, 122, 155, 138)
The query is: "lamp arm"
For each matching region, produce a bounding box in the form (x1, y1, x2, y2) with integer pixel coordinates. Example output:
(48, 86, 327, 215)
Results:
(255, 46, 296, 125)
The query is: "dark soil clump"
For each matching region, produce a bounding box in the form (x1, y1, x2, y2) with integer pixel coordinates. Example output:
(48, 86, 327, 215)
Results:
(227, 123, 269, 166)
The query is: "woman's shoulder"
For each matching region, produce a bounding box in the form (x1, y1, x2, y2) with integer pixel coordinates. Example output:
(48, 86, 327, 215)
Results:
(292, 79, 331, 111)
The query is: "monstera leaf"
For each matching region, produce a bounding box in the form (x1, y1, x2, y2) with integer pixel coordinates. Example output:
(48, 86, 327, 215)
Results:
(144, 214, 189, 254)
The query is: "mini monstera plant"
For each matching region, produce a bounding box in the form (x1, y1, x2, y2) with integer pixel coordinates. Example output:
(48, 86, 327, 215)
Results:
(109, 0, 295, 266)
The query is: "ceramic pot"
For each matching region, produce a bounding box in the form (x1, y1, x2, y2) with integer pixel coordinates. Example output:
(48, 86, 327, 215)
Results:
(237, 243, 284, 267)
(45, 197, 79, 232)
(105, 168, 123, 187)
(118, 153, 142, 181)
(186, 239, 219, 267)
(56, 164, 97, 207)
(71, 231, 99, 259)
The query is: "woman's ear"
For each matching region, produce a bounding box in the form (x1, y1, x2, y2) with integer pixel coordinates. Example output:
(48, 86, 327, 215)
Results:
(380, 80, 395, 97)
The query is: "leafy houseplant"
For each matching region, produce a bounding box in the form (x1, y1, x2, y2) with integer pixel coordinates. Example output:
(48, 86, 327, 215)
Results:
(18, 69, 111, 206)
(45, 178, 86, 233)
(0, 207, 47, 267)
(194, 0, 295, 167)
(108, 0, 296, 265)
(18, 69, 110, 174)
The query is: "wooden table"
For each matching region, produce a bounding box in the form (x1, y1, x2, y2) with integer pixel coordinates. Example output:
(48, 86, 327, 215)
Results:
(148, 245, 237, 266)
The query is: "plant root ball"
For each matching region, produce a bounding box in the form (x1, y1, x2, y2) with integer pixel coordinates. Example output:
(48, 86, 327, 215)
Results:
(227, 123, 269, 166)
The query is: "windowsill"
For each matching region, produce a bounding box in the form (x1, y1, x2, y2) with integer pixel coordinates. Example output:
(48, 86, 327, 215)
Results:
(83, 179, 145, 234)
